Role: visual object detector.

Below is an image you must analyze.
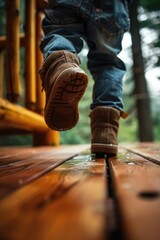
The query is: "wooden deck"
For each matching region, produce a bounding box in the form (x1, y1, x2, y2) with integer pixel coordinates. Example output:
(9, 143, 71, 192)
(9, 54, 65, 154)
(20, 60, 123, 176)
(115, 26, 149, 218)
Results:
(0, 143, 160, 240)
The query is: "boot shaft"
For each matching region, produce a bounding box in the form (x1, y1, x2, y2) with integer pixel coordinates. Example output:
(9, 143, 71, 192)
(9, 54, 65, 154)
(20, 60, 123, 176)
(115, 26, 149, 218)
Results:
(90, 107, 120, 154)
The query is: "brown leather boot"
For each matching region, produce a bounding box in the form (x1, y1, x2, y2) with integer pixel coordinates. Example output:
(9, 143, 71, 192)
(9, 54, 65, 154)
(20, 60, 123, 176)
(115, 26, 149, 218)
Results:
(90, 106, 122, 155)
(39, 50, 88, 131)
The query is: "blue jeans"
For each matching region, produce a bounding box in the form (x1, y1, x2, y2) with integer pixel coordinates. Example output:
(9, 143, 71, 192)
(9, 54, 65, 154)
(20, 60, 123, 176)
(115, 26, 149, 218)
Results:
(40, 0, 130, 110)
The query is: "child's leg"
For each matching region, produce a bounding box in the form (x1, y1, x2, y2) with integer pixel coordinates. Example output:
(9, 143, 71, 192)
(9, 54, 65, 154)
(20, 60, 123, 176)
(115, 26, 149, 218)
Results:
(39, 6, 88, 131)
(86, 1, 130, 154)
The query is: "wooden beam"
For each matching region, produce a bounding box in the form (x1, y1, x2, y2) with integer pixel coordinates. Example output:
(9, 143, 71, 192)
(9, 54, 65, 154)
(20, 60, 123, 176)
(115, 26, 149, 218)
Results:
(0, 98, 60, 145)
(6, 0, 20, 103)
(0, 97, 47, 132)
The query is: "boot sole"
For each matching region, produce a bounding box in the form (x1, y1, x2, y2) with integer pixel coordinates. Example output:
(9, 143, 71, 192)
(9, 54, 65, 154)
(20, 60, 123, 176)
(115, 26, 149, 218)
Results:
(44, 67, 88, 131)
(91, 143, 118, 155)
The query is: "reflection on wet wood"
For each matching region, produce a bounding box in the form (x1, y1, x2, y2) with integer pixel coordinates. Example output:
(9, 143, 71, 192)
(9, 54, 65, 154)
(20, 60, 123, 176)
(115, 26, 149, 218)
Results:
(109, 148, 160, 240)
(0, 145, 89, 199)
(0, 153, 107, 240)
(121, 142, 160, 165)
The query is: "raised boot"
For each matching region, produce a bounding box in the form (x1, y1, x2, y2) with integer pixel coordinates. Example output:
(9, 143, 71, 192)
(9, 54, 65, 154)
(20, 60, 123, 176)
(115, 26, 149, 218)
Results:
(39, 50, 88, 131)
(90, 106, 121, 155)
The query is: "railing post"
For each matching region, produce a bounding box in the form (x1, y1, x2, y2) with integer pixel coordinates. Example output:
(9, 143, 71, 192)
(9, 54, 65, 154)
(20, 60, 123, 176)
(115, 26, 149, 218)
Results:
(33, 130, 60, 146)
(24, 0, 36, 110)
(35, 10, 45, 115)
(6, 0, 20, 103)
(0, 51, 3, 98)
(33, 1, 60, 146)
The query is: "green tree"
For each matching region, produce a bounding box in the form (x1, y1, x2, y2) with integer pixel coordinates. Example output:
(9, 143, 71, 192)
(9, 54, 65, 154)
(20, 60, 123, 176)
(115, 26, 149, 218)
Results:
(130, 0, 153, 141)
(140, 0, 160, 141)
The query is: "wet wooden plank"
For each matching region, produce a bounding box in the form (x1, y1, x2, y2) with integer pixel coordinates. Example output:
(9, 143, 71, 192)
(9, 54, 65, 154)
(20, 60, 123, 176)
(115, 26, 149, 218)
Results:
(0, 153, 107, 240)
(0, 145, 89, 199)
(121, 142, 160, 165)
(109, 148, 160, 240)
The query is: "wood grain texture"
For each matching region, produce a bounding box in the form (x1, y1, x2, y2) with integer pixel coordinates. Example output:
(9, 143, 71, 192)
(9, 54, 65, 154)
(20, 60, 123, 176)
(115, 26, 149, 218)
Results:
(1, 143, 160, 240)
(0, 153, 107, 240)
(109, 147, 160, 240)
(0, 145, 89, 199)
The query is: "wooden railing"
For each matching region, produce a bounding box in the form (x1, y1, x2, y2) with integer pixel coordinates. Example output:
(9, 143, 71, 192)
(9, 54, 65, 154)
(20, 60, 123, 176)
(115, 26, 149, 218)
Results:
(0, 0, 59, 146)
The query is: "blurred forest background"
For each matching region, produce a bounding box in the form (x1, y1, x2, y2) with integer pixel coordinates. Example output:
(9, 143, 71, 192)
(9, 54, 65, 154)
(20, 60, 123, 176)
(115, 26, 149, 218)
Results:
(0, 0, 160, 146)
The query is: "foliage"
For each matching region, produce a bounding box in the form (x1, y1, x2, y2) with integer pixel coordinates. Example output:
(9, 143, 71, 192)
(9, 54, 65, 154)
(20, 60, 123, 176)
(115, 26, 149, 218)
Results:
(140, 0, 160, 11)
(0, 135, 32, 146)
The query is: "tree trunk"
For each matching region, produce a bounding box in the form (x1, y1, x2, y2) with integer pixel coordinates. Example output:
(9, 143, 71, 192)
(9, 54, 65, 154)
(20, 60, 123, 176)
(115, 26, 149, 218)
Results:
(129, 0, 153, 141)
